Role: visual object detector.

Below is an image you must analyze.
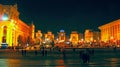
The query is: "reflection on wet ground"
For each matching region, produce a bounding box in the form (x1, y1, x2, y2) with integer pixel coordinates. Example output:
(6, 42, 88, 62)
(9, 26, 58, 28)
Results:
(0, 48, 120, 67)
(0, 58, 120, 67)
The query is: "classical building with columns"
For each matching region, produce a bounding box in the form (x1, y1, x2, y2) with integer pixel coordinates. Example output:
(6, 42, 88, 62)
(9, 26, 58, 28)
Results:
(0, 4, 35, 47)
(99, 19, 120, 46)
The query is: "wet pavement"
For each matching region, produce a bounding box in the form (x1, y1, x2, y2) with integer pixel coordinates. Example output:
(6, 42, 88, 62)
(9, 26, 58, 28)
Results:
(0, 48, 120, 67)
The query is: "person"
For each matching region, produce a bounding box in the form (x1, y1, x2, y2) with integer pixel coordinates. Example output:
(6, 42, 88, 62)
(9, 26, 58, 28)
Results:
(91, 49, 94, 55)
(41, 50, 45, 56)
(79, 51, 83, 59)
(73, 48, 75, 52)
(113, 46, 116, 51)
(44, 50, 47, 56)
(21, 49, 24, 56)
(24, 49, 27, 56)
(34, 48, 38, 56)
(62, 49, 66, 58)
(113, 46, 117, 54)
(81, 51, 90, 64)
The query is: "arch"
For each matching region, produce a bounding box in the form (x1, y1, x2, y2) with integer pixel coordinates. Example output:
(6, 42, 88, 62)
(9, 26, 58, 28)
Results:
(17, 35, 22, 46)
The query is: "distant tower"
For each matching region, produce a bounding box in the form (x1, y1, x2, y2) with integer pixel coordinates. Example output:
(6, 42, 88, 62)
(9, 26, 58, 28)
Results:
(29, 22, 35, 45)
(35, 30, 43, 45)
(58, 30, 66, 42)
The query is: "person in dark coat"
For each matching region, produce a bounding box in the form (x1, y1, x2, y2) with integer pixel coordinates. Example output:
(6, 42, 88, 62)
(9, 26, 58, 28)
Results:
(44, 50, 47, 56)
(21, 49, 24, 56)
(24, 49, 27, 56)
(41, 47, 45, 56)
(81, 51, 90, 64)
(79, 51, 84, 59)
(34, 47, 38, 56)
(62, 49, 66, 58)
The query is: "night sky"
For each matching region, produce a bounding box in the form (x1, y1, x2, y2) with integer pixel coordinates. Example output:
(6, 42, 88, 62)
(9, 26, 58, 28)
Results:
(0, 0, 120, 35)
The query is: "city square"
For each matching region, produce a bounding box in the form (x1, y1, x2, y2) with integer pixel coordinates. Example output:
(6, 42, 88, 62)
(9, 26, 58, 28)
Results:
(0, 48, 119, 67)
(0, 0, 120, 67)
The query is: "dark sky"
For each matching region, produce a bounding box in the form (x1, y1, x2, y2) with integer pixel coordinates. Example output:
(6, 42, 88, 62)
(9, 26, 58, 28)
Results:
(0, 0, 120, 35)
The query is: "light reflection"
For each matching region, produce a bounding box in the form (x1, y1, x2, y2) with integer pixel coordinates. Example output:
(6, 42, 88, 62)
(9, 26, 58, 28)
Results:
(0, 59, 8, 67)
(56, 66, 65, 67)
(7, 59, 21, 67)
(56, 59, 66, 67)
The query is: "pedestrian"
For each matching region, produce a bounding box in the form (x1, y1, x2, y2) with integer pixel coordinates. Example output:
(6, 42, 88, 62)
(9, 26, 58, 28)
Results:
(73, 48, 75, 52)
(81, 52, 90, 64)
(44, 50, 47, 56)
(35, 50, 38, 56)
(113, 46, 117, 54)
(91, 49, 94, 55)
(21, 49, 24, 56)
(79, 51, 83, 59)
(24, 49, 26, 56)
(41, 50, 44, 56)
(113, 46, 116, 52)
(62, 49, 66, 58)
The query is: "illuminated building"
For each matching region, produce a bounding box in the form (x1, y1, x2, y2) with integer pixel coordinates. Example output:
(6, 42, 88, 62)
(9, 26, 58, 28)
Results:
(58, 30, 66, 42)
(43, 31, 54, 48)
(84, 29, 100, 43)
(93, 31, 100, 42)
(84, 29, 93, 42)
(0, 4, 35, 47)
(54, 30, 68, 48)
(35, 30, 43, 45)
(70, 31, 79, 45)
(44, 31, 54, 41)
(79, 33, 84, 41)
(29, 22, 35, 44)
(99, 19, 120, 45)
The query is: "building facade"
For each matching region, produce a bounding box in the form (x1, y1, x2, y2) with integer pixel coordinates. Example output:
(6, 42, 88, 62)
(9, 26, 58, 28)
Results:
(84, 29, 93, 42)
(0, 4, 35, 47)
(99, 19, 120, 46)
(93, 31, 100, 42)
(70, 31, 79, 45)
(44, 31, 54, 42)
(35, 30, 43, 45)
(84, 29, 100, 42)
(58, 30, 66, 42)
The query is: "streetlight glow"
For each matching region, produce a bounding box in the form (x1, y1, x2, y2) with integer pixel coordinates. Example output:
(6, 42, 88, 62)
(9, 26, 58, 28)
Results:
(2, 14, 8, 21)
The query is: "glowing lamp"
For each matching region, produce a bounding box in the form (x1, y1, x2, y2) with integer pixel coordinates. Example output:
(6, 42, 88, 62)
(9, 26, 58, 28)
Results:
(2, 14, 8, 21)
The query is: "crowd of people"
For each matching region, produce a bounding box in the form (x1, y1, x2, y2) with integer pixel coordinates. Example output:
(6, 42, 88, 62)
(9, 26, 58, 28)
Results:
(20, 47, 97, 64)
